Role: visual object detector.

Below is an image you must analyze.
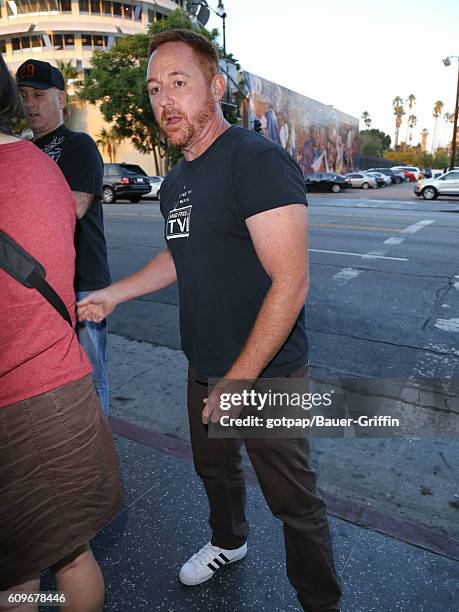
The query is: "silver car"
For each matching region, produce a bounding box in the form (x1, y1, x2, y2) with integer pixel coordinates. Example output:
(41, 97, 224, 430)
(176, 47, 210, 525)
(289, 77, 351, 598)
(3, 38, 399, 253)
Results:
(145, 176, 164, 199)
(414, 169, 459, 200)
(344, 172, 377, 189)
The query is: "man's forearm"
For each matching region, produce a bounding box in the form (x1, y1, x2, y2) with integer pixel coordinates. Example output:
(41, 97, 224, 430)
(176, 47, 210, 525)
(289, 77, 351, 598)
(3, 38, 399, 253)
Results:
(226, 277, 309, 380)
(73, 191, 93, 218)
(107, 249, 177, 306)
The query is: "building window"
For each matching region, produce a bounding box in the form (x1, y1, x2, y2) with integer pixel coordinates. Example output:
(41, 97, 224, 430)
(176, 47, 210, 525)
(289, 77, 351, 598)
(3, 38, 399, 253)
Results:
(113, 1, 121, 16)
(21, 36, 31, 50)
(134, 5, 141, 20)
(53, 33, 63, 49)
(64, 33, 75, 48)
(38, 0, 48, 12)
(90, 0, 101, 14)
(31, 35, 42, 49)
(60, 0, 72, 11)
(79, 0, 89, 12)
(12, 38, 21, 52)
(82, 34, 93, 49)
(122, 3, 132, 19)
(103, 0, 112, 15)
(0, 40, 6, 54)
(93, 34, 105, 48)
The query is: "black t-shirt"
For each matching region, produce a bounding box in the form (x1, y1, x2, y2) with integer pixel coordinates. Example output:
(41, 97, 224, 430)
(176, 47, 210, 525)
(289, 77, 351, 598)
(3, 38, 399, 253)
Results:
(160, 125, 309, 381)
(34, 124, 111, 291)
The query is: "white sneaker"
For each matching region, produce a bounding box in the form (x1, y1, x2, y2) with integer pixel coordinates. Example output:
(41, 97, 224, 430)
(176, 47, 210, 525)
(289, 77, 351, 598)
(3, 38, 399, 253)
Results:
(179, 541, 248, 586)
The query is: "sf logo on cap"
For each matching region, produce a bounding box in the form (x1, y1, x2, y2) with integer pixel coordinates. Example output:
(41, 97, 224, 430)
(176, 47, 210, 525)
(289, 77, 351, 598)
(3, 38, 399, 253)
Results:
(20, 63, 35, 78)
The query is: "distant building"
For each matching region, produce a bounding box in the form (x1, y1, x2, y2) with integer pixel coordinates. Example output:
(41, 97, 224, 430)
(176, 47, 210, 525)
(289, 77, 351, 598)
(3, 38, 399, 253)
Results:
(0, 0, 186, 173)
(242, 71, 359, 175)
(1, 2, 359, 175)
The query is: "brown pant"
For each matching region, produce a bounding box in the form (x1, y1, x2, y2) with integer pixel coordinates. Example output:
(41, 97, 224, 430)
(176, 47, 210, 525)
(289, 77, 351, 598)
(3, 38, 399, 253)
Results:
(187, 366, 341, 612)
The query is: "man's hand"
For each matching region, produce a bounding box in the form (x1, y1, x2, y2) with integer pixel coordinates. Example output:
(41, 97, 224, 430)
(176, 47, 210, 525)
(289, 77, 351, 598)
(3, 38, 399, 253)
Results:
(76, 288, 116, 323)
(202, 379, 251, 425)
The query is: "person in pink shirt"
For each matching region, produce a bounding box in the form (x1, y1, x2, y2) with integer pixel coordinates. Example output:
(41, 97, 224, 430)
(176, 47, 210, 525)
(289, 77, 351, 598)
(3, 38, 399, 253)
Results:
(0, 54, 122, 612)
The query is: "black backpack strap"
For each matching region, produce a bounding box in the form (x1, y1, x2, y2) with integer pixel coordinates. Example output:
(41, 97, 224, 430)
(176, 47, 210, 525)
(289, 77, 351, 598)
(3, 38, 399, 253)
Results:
(0, 230, 73, 327)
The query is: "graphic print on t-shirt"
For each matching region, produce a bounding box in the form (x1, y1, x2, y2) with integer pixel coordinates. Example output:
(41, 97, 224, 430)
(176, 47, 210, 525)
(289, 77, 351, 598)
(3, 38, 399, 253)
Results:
(40, 135, 66, 161)
(166, 187, 192, 240)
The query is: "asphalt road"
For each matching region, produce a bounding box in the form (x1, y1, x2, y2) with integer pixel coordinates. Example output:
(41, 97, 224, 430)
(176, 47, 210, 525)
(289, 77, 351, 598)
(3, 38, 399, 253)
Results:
(102, 185, 459, 536)
(105, 184, 459, 380)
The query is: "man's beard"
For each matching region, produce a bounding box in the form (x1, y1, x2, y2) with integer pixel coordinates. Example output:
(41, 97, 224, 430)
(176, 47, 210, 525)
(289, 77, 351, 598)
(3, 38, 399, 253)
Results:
(161, 93, 216, 149)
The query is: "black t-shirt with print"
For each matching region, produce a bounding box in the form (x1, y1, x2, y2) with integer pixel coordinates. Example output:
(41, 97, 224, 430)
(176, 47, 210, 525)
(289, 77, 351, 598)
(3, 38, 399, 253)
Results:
(34, 124, 111, 291)
(160, 125, 309, 382)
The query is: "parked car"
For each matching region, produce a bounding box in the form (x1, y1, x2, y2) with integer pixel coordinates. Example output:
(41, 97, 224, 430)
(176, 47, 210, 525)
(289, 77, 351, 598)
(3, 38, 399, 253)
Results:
(365, 171, 389, 187)
(367, 167, 403, 184)
(344, 172, 377, 189)
(421, 168, 432, 179)
(144, 176, 164, 199)
(391, 166, 421, 181)
(414, 169, 459, 200)
(103, 163, 151, 203)
(304, 172, 351, 193)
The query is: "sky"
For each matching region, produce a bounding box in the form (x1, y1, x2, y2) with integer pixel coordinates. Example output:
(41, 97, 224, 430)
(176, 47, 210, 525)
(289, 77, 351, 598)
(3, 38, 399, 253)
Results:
(205, 0, 459, 151)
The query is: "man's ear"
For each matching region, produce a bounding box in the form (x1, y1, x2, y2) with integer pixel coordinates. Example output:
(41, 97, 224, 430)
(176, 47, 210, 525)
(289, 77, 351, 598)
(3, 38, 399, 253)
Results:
(211, 73, 227, 101)
(58, 89, 67, 110)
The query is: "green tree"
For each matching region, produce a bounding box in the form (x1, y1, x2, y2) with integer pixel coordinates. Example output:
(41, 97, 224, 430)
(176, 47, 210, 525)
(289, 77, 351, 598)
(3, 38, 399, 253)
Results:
(404, 94, 416, 142)
(361, 110, 371, 128)
(359, 128, 391, 157)
(96, 126, 124, 162)
(431, 99, 444, 152)
(392, 96, 405, 148)
(56, 60, 83, 121)
(407, 114, 417, 144)
(78, 8, 241, 172)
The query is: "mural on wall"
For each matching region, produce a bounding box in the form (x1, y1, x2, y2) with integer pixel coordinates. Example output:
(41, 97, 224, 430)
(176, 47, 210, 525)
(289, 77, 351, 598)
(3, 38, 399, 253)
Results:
(242, 71, 359, 176)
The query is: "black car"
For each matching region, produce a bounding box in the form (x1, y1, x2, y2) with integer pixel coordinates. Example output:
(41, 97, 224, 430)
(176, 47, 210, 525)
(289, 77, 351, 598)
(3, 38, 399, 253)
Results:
(102, 163, 151, 203)
(305, 172, 351, 193)
(366, 167, 403, 184)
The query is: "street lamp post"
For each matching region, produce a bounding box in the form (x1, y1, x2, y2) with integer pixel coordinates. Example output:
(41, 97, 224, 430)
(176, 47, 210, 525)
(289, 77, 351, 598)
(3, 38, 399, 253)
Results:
(216, 1, 226, 59)
(188, 1, 229, 117)
(443, 55, 459, 170)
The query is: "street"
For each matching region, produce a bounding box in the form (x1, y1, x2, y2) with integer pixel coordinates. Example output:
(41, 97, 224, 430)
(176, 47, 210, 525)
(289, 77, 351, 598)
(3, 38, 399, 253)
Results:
(102, 183, 459, 540)
(106, 183, 459, 380)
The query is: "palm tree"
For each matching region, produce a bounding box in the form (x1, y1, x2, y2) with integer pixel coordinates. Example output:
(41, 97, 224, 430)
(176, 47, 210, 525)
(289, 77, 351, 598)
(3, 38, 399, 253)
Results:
(392, 96, 405, 148)
(55, 60, 82, 91)
(431, 100, 444, 152)
(361, 111, 371, 129)
(407, 115, 417, 144)
(405, 94, 416, 142)
(55, 60, 82, 121)
(96, 126, 123, 163)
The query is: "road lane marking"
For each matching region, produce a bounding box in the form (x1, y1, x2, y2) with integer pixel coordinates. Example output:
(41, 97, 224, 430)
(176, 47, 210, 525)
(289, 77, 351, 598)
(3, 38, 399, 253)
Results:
(106, 211, 162, 218)
(384, 237, 405, 245)
(401, 220, 435, 234)
(333, 268, 363, 283)
(434, 319, 459, 332)
(315, 224, 404, 233)
(362, 250, 385, 259)
(310, 249, 409, 261)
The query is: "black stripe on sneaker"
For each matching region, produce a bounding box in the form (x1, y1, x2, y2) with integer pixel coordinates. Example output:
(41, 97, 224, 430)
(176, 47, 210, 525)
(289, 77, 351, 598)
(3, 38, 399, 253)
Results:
(207, 563, 218, 572)
(213, 558, 224, 568)
(219, 553, 230, 563)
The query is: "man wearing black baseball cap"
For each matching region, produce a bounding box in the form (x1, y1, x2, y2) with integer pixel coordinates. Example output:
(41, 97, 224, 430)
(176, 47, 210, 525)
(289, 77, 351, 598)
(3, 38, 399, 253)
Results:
(16, 59, 112, 417)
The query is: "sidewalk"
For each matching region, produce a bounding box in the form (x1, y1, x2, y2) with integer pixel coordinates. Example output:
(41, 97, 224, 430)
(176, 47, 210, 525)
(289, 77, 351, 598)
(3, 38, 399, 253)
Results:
(40, 332, 458, 611)
(40, 431, 457, 611)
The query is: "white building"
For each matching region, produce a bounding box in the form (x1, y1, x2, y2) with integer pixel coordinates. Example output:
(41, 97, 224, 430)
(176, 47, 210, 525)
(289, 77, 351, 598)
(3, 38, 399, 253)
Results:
(0, 0, 188, 172)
